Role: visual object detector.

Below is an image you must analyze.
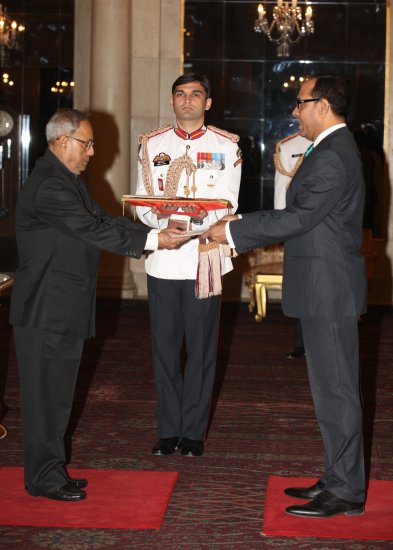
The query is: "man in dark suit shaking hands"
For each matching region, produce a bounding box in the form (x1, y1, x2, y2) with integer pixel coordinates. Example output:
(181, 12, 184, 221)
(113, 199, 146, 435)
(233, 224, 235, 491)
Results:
(204, 75, 367, 518)
(10, 109, 189, 501)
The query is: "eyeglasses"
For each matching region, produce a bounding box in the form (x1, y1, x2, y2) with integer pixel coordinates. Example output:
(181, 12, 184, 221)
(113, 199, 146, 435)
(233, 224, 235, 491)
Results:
(296, 97, 321, 108)
(62, 135, 94, 150)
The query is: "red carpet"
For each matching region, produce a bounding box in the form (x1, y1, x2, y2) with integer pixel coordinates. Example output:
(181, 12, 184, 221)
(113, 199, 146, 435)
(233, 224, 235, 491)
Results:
(0, 467, 179, 530)
(263, 476, 393, 540)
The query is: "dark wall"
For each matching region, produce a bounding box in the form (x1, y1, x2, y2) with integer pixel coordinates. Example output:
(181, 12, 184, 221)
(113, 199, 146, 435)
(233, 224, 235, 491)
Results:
(1, 0, 74, 169)
(184, 0, 386, 235)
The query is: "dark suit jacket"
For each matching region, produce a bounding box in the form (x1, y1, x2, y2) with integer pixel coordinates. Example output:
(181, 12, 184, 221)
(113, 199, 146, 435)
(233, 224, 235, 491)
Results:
(10, 150, 149, 338)
(231, 127, 367, 318)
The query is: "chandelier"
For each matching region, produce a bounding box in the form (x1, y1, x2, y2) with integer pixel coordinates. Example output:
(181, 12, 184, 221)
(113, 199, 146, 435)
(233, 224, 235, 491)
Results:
(254, 1, 314, 58)
(0, 3, 25, 65)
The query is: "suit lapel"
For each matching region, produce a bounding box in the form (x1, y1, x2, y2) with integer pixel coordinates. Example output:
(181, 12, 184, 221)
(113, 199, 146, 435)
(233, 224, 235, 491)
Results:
(286, 127, 349, 204)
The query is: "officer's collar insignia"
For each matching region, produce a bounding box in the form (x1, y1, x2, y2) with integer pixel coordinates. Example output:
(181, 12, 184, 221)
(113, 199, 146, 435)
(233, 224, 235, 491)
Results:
(174, 125, 207, 140)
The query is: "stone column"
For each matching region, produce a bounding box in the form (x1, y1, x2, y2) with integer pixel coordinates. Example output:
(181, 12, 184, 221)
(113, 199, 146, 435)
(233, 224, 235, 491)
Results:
(74, 0, 183, 298)
(86, 0, 135, 296)
(129, 0, 183, 296)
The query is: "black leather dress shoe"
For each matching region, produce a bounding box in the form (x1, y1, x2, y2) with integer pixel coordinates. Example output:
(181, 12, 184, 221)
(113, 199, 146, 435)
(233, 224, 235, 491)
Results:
(284, 480, 325, 500)
(285, 490, 364, 518)
(29, 482, 87, 501)
(286, 346, 305, 359)
(181, 438, 204, 457)
(152, 437, 181, 455)
(69, 477, 88, 489)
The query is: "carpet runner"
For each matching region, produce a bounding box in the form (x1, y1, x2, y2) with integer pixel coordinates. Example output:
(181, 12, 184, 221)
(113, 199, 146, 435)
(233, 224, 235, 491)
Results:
(263, 476, 393, 540)
(0, 467, 179, 530)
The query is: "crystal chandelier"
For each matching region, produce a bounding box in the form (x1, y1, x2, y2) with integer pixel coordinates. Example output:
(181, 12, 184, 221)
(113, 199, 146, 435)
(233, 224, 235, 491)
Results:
(254, 1, 314, 58)
(0, 3, 25, 66)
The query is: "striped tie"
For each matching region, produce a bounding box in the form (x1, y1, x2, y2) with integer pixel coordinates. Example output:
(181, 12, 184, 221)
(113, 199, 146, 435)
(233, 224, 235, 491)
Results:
(304, 143, 314, 157)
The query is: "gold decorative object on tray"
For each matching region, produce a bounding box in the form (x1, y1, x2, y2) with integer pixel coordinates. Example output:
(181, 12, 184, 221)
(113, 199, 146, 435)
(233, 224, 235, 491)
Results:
(121, 195, 233, 216)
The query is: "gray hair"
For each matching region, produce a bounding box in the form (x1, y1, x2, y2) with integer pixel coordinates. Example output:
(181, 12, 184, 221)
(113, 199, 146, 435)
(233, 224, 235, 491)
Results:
(45, 109, 89, 143)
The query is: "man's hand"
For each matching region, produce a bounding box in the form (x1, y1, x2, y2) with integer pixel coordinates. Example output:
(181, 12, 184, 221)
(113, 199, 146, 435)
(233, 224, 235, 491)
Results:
(201, 221, 228, 244)
(220, 214, 239, 223)
(181, 205, 208, 221)
(201, 214, 239, 244)
(168, 219, 188, 231)
(152, 204, 176, 219)
(158, 228, 191, 249)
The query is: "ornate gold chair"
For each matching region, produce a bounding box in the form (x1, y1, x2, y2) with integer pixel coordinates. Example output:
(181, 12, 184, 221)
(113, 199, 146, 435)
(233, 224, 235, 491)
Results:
(245, 244, 284, 321)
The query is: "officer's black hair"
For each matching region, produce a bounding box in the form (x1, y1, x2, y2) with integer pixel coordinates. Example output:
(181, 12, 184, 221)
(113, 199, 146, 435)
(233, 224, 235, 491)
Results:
(172, 73, 211, 98)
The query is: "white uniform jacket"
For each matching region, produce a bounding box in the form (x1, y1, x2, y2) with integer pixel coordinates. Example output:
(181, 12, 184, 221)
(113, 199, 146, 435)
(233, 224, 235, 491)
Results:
(136, 125, 242, 280)
(274, 133, 312, 209)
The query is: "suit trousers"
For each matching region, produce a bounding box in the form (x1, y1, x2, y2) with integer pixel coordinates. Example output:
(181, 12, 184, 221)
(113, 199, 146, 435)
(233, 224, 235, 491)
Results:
(14, 325, 84, 493)
(300, 316, 365, 502)
(147, 275, 221, 440)
(294, 318, 304, 348)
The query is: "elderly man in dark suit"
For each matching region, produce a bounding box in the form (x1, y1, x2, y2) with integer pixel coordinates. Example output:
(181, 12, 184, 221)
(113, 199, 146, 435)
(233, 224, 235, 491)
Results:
(9, 109, 189, 502)
(204, 74, 367, 518)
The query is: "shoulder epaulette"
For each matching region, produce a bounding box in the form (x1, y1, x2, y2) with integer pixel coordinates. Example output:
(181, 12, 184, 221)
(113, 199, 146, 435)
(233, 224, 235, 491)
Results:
(277, 132, 300, 147)
(138, 124, 174, 145)
(274, 133, 304, 178)
(207, 125, 240, 143)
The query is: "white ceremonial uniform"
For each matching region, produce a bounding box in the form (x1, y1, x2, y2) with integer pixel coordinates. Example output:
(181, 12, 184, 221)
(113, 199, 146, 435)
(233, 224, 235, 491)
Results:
(274, 133, 312, 209)
(136, 125, 241, 278)
(135, 124, 242, 442)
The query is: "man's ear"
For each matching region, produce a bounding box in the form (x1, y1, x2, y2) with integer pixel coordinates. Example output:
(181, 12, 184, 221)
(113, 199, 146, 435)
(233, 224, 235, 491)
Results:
(57, 136, 68, 149)
(320, 98, 331, 115)
(205, 97, 212, 111)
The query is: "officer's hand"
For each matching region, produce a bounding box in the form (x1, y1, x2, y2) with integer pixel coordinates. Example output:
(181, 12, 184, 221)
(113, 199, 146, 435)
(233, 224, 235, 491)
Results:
(152, 204, 178, 219)
(181, 206, 207, 220)
(158, 228, 191, 249)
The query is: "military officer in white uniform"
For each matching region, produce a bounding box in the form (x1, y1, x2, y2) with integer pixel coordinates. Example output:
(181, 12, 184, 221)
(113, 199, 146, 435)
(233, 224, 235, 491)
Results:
(136, 73, 241, 457)
(274, 133, 312, 358)
(274, 132, 312, 209)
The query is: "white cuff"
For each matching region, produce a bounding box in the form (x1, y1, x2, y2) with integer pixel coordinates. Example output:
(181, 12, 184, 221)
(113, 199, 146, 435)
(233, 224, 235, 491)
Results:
(145, 230, 159, 250)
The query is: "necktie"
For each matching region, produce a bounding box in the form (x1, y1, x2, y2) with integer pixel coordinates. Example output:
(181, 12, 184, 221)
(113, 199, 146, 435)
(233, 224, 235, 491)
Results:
(304, 143, 314, 157)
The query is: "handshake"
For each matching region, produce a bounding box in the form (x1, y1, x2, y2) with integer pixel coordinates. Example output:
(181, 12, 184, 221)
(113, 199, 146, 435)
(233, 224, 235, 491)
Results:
(157, 214, 239, 250)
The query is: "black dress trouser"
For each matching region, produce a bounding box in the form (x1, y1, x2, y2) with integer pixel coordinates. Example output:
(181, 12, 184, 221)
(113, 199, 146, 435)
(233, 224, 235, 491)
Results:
(300, 316, 365, 502)
(147, 275, 221, 441)
(14, 325, 84, 494)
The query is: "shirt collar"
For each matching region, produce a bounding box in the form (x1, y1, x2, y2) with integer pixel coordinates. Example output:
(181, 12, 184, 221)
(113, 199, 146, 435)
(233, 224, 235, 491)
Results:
(314, 123, 346, 148)
(174, 125, 207, 140)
